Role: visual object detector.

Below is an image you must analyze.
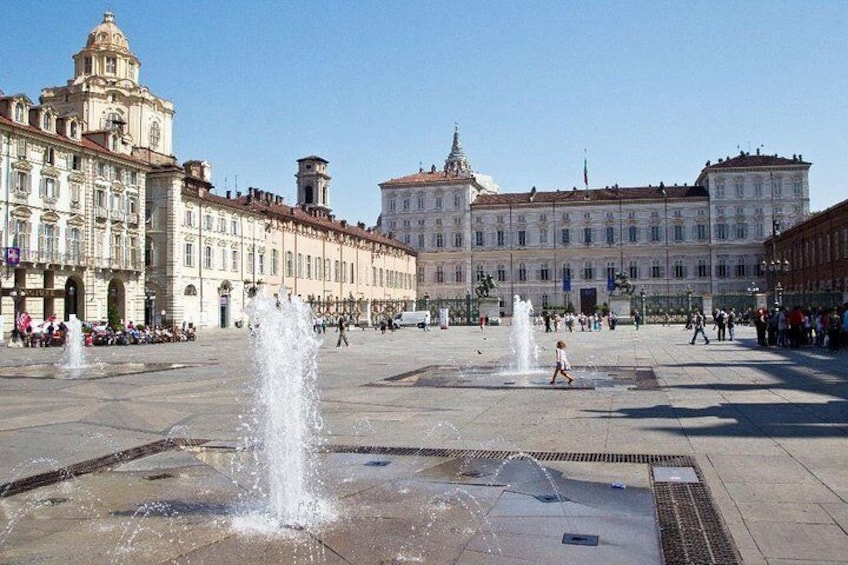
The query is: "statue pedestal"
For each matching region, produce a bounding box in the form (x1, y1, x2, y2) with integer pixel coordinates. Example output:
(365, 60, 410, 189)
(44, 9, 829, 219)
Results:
(478, 297, 501, 325)
(609, 295, 633, 324)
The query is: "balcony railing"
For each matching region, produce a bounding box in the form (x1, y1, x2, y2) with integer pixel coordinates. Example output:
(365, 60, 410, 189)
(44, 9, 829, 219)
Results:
(110, 209, 125, 222)
(94, 205, 108, 219)
(127, 212, 140, 225)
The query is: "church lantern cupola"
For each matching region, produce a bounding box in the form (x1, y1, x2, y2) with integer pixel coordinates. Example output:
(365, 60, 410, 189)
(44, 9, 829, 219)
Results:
(444, 125, 472, 176)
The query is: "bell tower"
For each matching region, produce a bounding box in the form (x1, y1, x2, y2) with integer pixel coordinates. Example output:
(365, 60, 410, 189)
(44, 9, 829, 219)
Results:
(296, 156, 331, 216)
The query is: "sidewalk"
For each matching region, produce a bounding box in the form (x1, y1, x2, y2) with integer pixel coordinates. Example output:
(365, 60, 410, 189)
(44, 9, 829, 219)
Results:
(0, 323, 846, 563)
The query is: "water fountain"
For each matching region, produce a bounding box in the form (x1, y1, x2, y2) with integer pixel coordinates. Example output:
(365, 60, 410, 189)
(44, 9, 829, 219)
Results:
(61, 314, 86, 370)
(509, 295, 540, 372)
(239, 290, 332, 531)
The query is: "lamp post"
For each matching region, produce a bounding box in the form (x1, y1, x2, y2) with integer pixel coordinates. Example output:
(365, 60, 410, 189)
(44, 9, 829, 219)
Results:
(423, 292, 430, 313)
(9, 287, 26, 341)
(685, 284, 692, 314)
(760, 258, 790, 307)
(639, 286, 646, 324)
(145, 290, 156, 326)
(465, 290, 472, 325)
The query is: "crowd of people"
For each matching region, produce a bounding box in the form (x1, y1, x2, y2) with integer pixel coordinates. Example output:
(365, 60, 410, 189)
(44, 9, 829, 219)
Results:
(750, 304, 848, 351)
(538, 311, 617, 333)
(8, 313, 197, 348)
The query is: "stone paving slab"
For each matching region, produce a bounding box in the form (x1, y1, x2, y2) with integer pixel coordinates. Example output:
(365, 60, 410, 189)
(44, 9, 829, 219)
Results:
(0, 323, 846, 563)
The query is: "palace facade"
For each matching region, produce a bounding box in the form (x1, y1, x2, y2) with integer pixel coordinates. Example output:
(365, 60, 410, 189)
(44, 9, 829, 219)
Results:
(380, 129, 811, 314)
(2, 12, 416, 334)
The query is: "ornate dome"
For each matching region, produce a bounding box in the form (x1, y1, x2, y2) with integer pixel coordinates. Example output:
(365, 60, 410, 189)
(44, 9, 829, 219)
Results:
(85, 12, 131, 53)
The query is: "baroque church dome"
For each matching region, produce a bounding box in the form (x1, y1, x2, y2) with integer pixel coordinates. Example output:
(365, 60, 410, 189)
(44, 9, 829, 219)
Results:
(85, 12, 132, 54)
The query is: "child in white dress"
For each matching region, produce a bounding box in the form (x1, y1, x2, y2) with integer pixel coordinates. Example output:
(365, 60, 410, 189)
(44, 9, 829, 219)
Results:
(550, 340, 574, 385)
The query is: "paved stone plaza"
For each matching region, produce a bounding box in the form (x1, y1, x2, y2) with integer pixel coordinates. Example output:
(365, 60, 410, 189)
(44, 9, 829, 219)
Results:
(1, 322, 847, 563)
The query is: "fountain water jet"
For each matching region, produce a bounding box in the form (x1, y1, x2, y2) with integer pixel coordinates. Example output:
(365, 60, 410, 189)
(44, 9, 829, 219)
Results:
(509, 296, 539, 372)
(240, 290, 332, 532)
(61, 315, 86, 370)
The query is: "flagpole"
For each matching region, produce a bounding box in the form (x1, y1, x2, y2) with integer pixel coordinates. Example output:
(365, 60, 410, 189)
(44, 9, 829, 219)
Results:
(583, 148, 588, 190)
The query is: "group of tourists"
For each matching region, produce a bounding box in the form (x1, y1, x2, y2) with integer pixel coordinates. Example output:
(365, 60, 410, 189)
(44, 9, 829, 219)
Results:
(752, 304, 848, 351)
(685, 303, 848, 352)
(539, 311, 614, 333)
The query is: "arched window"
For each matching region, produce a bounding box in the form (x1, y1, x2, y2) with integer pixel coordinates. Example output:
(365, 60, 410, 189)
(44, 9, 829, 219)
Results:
(42, 113, 52, 131)
(304, 185, 314, 204)
(70, 121, 78, 139)
(14, 103, 24, 122)
(149, 121, 161, 149)
(104, 111, 122, 130)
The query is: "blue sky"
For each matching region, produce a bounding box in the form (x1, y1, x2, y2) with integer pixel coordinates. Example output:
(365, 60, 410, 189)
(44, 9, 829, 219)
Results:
(2, 1, 846, 225)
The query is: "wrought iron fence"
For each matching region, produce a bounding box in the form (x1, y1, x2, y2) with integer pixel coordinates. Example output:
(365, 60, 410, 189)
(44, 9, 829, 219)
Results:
(712, 293, 758, 316)
(634, 294, 703, 324)
(420, 295, 479, 326)
(776, 291, 844, 311)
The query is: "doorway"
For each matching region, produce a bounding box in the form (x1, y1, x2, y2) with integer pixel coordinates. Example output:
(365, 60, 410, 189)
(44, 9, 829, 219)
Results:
(579, 288, 597, 314)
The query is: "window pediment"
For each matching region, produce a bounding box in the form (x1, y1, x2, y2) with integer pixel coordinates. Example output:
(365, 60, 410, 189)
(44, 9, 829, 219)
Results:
(67, 214, 86, 227)
(40, 211, 60, 223)
(12, 159, 32, 172)
(11, 206, 33, 219)
(41, 165, 60, 178)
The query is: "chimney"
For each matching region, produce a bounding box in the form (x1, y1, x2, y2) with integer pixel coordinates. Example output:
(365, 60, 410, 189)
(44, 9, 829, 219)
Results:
(236, 191, 241, 198)
(226, 190, 231, 199)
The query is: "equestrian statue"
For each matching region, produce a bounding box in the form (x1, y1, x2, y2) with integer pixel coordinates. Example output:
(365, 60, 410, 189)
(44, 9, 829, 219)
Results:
(475, 274, 498, 298)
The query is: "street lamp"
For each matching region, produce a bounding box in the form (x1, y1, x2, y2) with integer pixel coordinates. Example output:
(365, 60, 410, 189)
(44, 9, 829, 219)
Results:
(639, 286, 646, 323)
(746, 282, 760, 295)
(685, 284, 692, 314)
(760, 259, 790, 307)
(9, 287, 26, 341)
(423, 292, 430, 312)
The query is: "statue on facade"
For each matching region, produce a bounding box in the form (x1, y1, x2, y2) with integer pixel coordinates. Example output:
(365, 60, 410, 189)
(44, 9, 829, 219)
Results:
(475, 274, 498, 298)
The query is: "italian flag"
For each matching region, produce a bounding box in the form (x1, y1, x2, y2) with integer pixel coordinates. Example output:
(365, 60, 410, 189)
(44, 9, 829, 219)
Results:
(583, 154, 588, 188)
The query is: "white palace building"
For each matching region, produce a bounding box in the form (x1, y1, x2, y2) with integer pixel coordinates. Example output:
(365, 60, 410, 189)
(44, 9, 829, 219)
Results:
(380, 128, 811, 315)
(1, 12, 416, 335)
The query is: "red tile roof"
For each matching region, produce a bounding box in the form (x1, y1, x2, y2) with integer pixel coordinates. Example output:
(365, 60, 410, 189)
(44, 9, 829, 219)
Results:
(182, 182, 415, 255)
(473, 185, 707, 206)
(380, 169, 477, 187)
(701, 154, 811, 170)
(0, 113, 148, 165)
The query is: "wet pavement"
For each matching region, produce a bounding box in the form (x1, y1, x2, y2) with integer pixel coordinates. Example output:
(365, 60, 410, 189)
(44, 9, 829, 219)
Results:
(1, 323, 847, 563)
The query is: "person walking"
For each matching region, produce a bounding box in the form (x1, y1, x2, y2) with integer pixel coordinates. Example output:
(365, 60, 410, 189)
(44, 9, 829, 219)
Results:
(689, 310, 710, 345)
(336, 316, 350, 347)
(727, 308, 736, 341)
(550, 340, 574, 385)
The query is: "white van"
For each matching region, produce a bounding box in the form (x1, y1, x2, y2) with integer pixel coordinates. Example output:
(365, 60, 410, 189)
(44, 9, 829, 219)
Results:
(392, 311, 430, 328)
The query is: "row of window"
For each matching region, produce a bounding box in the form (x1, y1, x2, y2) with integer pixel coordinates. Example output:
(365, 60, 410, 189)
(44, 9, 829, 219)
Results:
(387, 192, 463, 212)
(8, 220, 138, 264)
(81, 54, 136, 81)
(712, 177, 803, 199)
(181, 246, 414, 290)
(398, 222, 776, 249)
(184, 210, 241, 235)
(788, 227, 848, 268)
(423, 259, 767, 284)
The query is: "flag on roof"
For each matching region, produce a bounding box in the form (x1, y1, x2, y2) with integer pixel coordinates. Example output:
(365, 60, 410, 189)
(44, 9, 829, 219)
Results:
(583, 150, 588, 189)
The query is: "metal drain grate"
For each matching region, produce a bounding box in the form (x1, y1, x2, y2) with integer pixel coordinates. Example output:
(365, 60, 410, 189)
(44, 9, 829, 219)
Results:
(652, 467, 741, 564)
(322, 444, 694, 466)
(0, 438, 206, 498)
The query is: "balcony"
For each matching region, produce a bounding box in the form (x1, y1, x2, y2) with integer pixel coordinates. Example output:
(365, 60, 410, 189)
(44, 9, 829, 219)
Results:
(94, 206, 108, 220)
(110, 209, 125, 222)
(127, 212, 140, 226)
